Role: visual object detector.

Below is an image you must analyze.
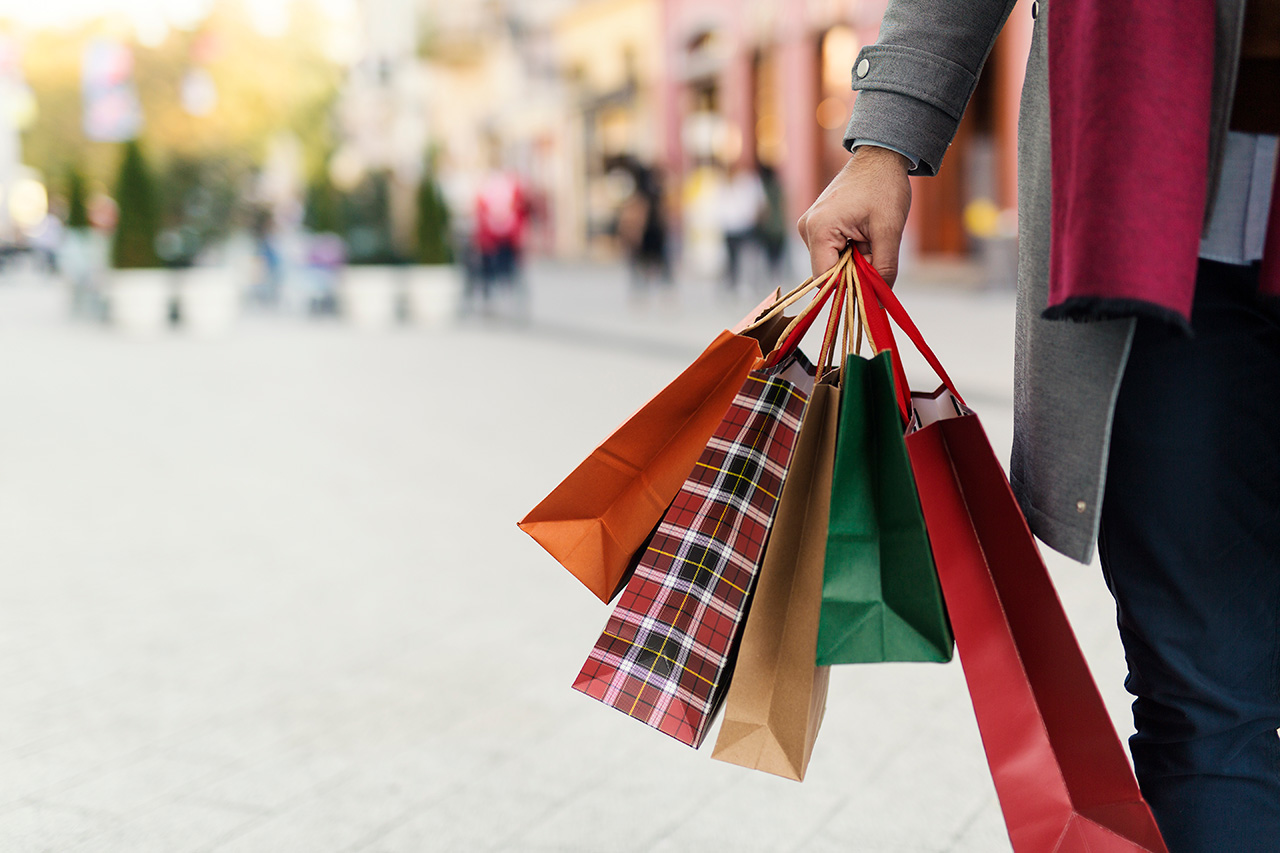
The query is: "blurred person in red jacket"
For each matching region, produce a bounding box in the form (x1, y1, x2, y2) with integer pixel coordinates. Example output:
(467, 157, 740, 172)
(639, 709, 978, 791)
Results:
(473, 170, 529, 298)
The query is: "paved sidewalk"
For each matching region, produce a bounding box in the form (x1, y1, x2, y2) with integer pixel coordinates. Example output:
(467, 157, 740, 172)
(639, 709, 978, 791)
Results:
(0, 261, 1133, 852)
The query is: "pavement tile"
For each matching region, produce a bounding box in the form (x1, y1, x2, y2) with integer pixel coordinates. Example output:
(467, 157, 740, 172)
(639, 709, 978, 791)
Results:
(42, 756, 228, 817)
(646, 781, 845, 853)
(0, 755, 91, 812)
(65, 800, 260, 853)
(209, 773, 426, 853)
(188, 749, 354, 813)
(164, 718, 308, 769)
(0, 802, 120, 853)
(359, 796, 555, 853)
(947, 801, 1017, 853)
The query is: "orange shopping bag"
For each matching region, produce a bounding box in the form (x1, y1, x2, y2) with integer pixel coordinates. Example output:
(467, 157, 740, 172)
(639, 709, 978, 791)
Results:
(519, 269, 841, 602)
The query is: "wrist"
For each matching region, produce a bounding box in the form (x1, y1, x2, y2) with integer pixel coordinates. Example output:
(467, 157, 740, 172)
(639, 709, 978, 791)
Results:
(852, 144, 913, 174)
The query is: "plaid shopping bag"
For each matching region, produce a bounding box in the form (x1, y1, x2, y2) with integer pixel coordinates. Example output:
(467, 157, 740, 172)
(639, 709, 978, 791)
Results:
(574, 351, 816, 747)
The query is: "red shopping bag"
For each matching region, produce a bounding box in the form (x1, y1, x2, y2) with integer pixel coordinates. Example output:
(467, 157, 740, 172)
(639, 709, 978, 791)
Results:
(851, 251, 1168, 853)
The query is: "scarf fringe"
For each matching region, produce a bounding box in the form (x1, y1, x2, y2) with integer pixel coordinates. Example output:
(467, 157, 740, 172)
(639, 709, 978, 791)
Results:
(1041, 297, 1193, 337)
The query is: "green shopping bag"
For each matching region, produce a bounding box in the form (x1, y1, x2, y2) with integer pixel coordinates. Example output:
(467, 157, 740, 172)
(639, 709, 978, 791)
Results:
(815, 349, 953, 665)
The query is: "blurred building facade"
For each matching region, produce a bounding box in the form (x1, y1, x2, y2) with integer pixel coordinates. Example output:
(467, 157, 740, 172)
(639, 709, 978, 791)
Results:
(655, 0, 1032, 261)
(349, 0, 1032, 266)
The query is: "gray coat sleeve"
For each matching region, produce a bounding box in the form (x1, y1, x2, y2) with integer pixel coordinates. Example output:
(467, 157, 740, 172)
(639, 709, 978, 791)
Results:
(844, 0, 1019, 176)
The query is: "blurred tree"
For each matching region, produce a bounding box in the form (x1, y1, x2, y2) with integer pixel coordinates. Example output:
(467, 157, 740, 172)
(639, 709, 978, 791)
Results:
(20, 0, 343, 203)
(66, 167, 90, 229)
(155, 156, 243, 266)
(343, 171, 399, 265)
(304, 169, 342, 234)
(414, 167, 452, 265)
(111, 140, 161, 269)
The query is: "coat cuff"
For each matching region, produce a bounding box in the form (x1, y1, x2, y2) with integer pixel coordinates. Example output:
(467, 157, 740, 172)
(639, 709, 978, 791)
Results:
(842, 44, 979, 177)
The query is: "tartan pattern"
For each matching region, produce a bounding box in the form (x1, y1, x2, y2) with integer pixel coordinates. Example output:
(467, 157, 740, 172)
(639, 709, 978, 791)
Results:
(574, 353, 813, 747)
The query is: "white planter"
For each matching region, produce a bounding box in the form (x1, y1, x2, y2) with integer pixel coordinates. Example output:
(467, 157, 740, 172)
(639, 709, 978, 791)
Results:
(60, 229, 110, 319)
(109, 269, 172, 336)
(405, 264, 462, 327)
(339, 266, 400, 329)
(178, 267, 239, 338)
(58, 228, 95, 285)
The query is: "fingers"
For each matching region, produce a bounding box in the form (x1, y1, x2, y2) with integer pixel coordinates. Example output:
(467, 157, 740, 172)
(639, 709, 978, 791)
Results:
(867, 221, 903, 287)
(797, 206, 856, 279)
(804, 233, 844, 279)
(800, 145, 912, 288)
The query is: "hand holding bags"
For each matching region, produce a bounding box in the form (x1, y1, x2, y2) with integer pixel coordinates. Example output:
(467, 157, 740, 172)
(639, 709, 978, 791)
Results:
(851, 252, 1168, 853)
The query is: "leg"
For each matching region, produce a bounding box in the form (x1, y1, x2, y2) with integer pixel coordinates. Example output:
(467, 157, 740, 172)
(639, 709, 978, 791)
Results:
(724, 232, 744, 290)
(1099, 260, 1280, 852)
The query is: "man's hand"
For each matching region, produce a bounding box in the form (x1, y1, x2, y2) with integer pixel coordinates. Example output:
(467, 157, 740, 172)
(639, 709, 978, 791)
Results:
(797, 145, 912, 286)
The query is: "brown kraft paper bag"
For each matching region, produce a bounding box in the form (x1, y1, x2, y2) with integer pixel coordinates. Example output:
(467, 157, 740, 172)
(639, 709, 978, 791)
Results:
(711, 374, 838, 781)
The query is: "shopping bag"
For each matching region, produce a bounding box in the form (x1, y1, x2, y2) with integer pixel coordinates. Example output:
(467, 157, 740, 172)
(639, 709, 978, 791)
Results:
(572, 266, 842, 747)
(518, 289, 789, 602)
(815, 271, 952, 666)
(710, 278, 850, 779)
(852, 251, 1168, 853)
(710, 374, 836, 779)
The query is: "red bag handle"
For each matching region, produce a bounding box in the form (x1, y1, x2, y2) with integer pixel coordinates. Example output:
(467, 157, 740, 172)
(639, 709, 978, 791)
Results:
(850, 249, 966, 424)
(762, 248, 852, 368)
(762, 276, 837, 368)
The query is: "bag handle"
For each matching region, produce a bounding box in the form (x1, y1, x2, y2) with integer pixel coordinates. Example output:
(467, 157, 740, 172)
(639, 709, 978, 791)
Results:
(742, 252, 845, 335)
(844, 257, 863, 358)
(849, 249, 966, 423)
(850, 258, 912, 420)
(816, 257, 850, 375)
(761, 273, 839, 368)
(760, 247, 853, 368)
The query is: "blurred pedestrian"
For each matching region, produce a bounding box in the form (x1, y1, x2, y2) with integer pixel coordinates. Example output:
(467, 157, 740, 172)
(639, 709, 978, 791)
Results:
(616, 162, 671, 296)
(304, 232, 344, 315)
(715, 159, 765, 291)
(251, 206, 282, 306)
(755, 163, 788, 281)
(472, 169, 529, 299)
(30, 211, 63, 275)
(798, 1, 1280, 850)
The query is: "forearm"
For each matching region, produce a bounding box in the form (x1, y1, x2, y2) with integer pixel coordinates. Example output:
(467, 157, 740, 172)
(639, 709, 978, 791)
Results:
(844, 0, 1018, 176)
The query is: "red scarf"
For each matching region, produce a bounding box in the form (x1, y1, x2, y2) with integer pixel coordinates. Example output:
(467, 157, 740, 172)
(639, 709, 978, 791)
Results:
(1046, 1, 1280, 329)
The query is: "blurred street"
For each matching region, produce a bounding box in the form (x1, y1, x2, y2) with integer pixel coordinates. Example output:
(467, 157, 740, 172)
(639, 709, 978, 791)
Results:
(0, 260, 1134, 853)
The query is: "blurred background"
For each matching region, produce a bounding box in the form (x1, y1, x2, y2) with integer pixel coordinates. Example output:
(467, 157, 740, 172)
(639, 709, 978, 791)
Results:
(0, 0, 1029, 317)
(0, 3, 1129, 853)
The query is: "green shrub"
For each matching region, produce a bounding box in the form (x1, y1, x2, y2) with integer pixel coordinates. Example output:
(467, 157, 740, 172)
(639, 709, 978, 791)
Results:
(304, 171, 342, 235)
(414, 171, 451, 264)
(342, 171, 399, 265)
(111, 140, 161, 269)
(66, 167, 90, 229)
(155, 156, 242, 268)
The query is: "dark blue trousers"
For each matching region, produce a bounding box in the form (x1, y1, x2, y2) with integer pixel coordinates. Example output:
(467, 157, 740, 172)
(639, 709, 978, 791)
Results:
(1099, 259, 1280, 852)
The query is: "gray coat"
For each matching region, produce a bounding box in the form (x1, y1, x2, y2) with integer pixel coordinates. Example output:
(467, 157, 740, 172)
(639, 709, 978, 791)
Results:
(844, 0, 1249, 563)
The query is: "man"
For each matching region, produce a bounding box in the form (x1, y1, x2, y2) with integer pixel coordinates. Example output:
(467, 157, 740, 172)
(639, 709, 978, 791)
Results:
(798, 2, 1280, 850)
(717, 159, 766, 290)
